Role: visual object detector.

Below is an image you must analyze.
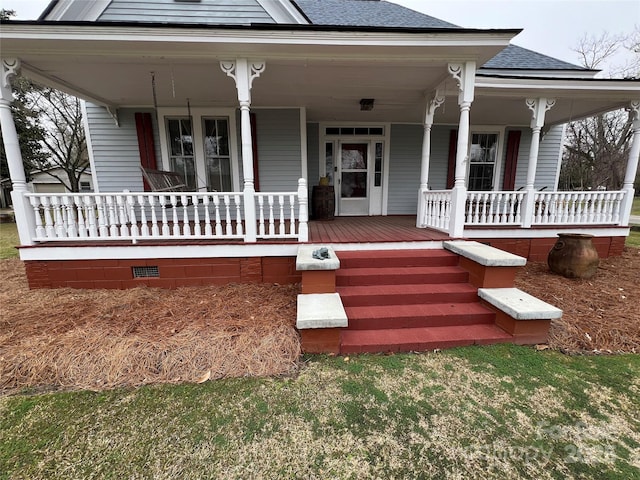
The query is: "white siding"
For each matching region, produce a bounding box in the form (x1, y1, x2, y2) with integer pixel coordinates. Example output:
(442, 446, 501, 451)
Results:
(99, 0, 274, 24)
(387, 124, 453, 214)
(387, 124, 421, 214)
(513, 125, 564, 190)
(86, 104, 160, 192)
(306, 123, 320, 195)
(254, 109, 302, 192)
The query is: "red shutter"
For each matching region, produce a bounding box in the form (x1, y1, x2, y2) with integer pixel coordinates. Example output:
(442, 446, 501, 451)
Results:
(135, 112, 157, 191)
(503, 130, 521, 191)
(250, 112, 260, 192)
(446, 129, 458, 189)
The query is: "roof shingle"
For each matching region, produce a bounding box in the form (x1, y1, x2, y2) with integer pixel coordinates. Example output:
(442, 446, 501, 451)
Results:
(293, 0, 459, 29)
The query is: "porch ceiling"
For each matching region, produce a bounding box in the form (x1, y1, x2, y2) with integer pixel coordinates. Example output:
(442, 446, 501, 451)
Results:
(2, 23, 638, 125)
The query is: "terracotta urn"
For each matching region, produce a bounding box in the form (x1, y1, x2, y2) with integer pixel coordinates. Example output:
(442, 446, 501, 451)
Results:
(547, 233, 599, 279)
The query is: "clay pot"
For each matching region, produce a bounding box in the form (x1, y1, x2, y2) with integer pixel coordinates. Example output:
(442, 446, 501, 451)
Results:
(548, 233, 599, 279)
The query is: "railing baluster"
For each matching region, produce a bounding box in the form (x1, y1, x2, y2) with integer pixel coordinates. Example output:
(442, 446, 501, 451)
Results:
(170, 195, 180, 236)
(258, 195, 266, 236)
(224, 194, 232, 236)
(193, 195, 201, 236)
(213, 195, 222, 236)
(278, 195, 285, 235)
(235, 194, 243, 236)
(181, 194, 190, 237)
(139, 195, 149, 237)
(29, 196, 45, 238)
(268, 195, 275, 235)
(128, 195, 139, 238)
(289, 194, 296, 236)
(160, 195, 170, 236)
(203, 195, 213, 236)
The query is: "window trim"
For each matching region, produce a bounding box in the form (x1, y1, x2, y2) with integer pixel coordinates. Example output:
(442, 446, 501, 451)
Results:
(157, 107, 240, 192)
(466, 126, 506, 192)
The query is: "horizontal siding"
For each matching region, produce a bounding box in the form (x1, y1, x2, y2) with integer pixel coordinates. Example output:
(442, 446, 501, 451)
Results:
(99, 0, 274, 24)
(514, 125, 563, 190)
(255, 109, 301, 192)
(387, 124, 453, 214)
(306, 122, 320, 196)
(86, 104, 160, 192)
(388, 124, 421, 215)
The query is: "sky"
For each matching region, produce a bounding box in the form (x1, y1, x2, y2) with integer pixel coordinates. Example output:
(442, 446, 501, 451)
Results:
(1, 0, 638, 71)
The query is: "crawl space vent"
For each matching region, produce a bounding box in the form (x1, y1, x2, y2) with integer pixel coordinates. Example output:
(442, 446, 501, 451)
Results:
(132, 266, 160, 278)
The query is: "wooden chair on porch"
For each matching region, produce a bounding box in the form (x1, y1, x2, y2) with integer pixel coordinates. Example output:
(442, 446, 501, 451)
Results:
(140, 166, 188, 192)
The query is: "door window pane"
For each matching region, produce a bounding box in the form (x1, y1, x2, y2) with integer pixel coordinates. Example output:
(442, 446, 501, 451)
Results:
(341, 144, 367, 170)
(341, 172, 367, 198)
(203, 118, 232, 191)
(325, 142, 334, 185)
(468, 133, 498, 191)
(167, 118, 196, 190)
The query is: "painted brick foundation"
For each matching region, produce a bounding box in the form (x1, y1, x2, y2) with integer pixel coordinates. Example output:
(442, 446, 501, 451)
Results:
(24, 256, 301, 289)
(476, 235, 624, 262)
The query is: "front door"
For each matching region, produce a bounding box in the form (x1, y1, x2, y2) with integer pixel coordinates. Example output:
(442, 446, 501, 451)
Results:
(339, 142, 370, 215)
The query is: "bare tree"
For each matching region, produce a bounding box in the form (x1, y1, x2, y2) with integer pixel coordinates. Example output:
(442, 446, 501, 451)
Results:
(27, 86, 89, 192)
(559, 27, 640, 191)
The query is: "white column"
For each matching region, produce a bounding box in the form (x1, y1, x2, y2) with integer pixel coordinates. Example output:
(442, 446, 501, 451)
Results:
(416, 91, 444, 227)
(522, 98, 556, 228)
(0, 58, 35, 246)
(620, 101, 640, 226)
(221, 59, 265, 243)
(447, 62, 476, 237)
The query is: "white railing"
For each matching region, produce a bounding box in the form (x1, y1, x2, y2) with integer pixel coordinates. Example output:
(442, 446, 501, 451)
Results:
(532, 190, 626, 225)
(465, 191, 525, 226)
(418, 190, 452, 231)
(25, 182, 309, 243)
(255, 191, 300, 239)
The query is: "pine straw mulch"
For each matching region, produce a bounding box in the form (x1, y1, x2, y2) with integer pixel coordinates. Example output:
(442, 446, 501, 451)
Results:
(515, 247, 640, 355)
(1, 248, 638, 394)
(0, 259, 300, 394)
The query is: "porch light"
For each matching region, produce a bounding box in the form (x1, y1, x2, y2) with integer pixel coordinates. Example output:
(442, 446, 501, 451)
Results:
(359, 98, 375, 111)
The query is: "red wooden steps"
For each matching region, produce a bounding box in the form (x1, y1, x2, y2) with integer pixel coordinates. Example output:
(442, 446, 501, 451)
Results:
(336, 249, 513, 353)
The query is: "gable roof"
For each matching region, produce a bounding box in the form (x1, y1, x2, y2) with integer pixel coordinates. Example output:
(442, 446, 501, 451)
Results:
(293, 0, 459, 28)
(483, 44, 586, 71)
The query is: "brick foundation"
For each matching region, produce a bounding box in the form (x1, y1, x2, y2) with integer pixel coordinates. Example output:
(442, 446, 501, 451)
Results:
(481, 300, 552, 345)
(24, 256, 301, 289)
(458, 257, 518, 288)
(475, 236, 624, 262)
(299, 328, 341, 354)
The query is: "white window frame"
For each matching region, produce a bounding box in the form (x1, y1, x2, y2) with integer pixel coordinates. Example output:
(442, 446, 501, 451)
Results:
(466, 126, 506, 192)
(319, 122, 390, 215)
(157, 107, 240, 192)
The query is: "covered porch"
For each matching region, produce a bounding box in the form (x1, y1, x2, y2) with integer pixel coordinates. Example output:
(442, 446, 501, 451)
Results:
(0, 21, 638, 271)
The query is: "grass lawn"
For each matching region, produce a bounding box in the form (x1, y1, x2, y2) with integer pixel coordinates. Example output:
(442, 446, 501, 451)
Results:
(0, 223, 19, 259)
(632, 196, 640, 216)
(1, 345, 638, 480)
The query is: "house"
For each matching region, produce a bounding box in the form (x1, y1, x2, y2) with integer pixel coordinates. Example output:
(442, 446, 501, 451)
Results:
(0, 1, 638, 286)
(28, 167, 93, 194)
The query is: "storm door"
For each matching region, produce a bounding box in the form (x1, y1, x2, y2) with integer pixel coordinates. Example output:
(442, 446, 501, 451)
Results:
(338, 142, 370, 215)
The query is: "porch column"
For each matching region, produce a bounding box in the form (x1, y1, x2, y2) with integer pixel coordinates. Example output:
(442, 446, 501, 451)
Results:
(522, 97, 555, 228)
(0, 58, 35, 246)
(448, 62, 476, 237)
(416, 91, 444, 227)
(221, 59, 265, 242)
(621, 100, 640, 226)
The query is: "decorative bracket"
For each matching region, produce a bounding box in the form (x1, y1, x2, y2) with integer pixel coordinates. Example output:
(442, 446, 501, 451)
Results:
(629, 100, 640, 124)
(424, 90, 445, 125)
(526, 97, 556, 129)
(106, 106, 120, 127)
(448, 61, 476, 105)
(1, 58, 19, 89)
(220, 59, 266, 104)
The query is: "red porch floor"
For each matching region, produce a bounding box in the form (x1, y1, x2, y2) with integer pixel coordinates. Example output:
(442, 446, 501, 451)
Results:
(309, 216, 449, 243)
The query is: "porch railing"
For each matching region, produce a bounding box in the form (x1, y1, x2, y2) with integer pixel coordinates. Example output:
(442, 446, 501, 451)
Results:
(417, 188, 630, 235)
(25, 181, 308, 243)
(465, 191, 526, 226)
(531, 190, 626, 226)
(418, 190, 452, 231)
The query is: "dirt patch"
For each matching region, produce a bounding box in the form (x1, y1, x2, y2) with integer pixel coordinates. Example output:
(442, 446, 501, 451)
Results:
(515, 247, 640, 354)
(0, 259, 300, 393)
(1, 248, 638, 393)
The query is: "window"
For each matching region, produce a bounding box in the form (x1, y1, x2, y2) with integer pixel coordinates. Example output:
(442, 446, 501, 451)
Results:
(468, 133, 498, 191)
(203, 118, 231, 191)
(166, 118, 196, 190)
(325, 126, 385, 136)
(80, 181, 92, 192)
